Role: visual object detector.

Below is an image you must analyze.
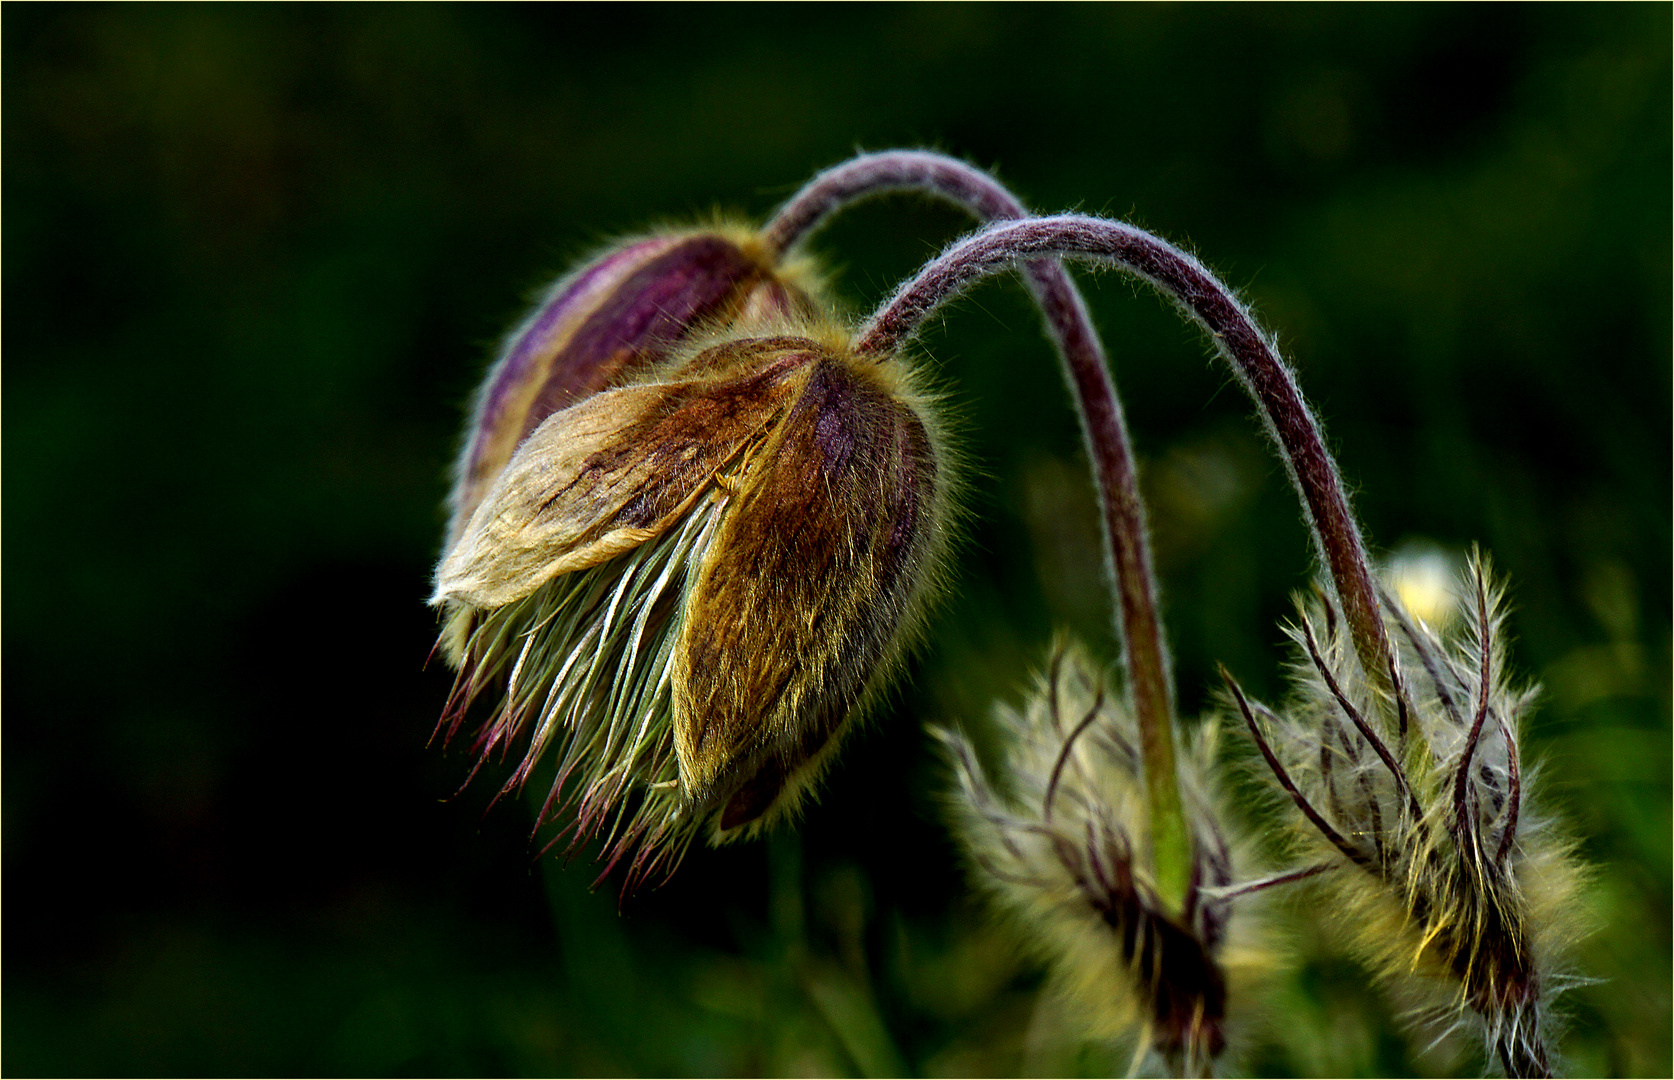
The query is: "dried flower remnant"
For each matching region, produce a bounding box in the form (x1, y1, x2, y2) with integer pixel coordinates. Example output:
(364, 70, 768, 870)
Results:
(433, 323, 953, 888)
(940, 642, 1273, 1075)
(444, 226, 821, 547)
(1224, 554, 1586, 1077)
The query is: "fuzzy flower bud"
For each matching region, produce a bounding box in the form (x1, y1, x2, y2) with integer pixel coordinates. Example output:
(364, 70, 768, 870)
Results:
(1225, 554, 1586, 1077)
(445, 226, 821, 547)
(432, 321, 952, 887)
(939, 640, 1270, 1075)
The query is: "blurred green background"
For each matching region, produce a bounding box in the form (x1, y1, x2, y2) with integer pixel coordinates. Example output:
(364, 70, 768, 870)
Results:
(5, 4, 1668, 1076)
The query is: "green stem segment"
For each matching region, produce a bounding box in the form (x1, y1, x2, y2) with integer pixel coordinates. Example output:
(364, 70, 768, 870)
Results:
(1027, 270, 1187, 910)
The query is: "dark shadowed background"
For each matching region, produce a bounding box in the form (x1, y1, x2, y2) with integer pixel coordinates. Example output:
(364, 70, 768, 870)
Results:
(5, 4, 1669, 1076)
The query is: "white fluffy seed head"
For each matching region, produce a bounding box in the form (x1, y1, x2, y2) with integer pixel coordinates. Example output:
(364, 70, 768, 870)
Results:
(940, 638, 1276, 1074)
(1230, 553, 1589, 1076)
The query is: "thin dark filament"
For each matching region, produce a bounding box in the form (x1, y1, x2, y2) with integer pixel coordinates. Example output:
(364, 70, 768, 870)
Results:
(1221, 667, 1372, 870)
(1331, 718, 1383, 864)
(944, 744, 1038, 865)
(939, 737, 993, 808)
(1453, 573, 1494, 837)
(1044, 689, 1105, 825)
(1046, 644, 1066, 735)
(1205, 862, 1333, 902)
(1495, 705, 1523, 864)
(1387, 653, 1410, 745)
(535, 816, 579, 860)
(1479, 761, 1505, 814)
(973, 849, 1049, 890)
(1045, 782, 1102, 822)
(1082, 817, 1119, 905)
(1199, 817, 1234, 891)
(1313, 582, 1340, 642)
(982, 809, 1033, 866)
(1301, 616, 1423, 824)
(1319, 722, 1337, 803)
(534, 772, 570, 836)
(1094, 719, 1139, 765)
(979, 812, 1063, 846)
(1353, 763, 1388, 867)
(622, 823, 697, 900)
(1323, 718, 1352, 827)
(1054, 832, 1099, 902)
(995, 825, 1029, 866)
(977, 773, 1078, 857)
(1331, 713, 1362, 766)
(1385, 587, 1468, 730)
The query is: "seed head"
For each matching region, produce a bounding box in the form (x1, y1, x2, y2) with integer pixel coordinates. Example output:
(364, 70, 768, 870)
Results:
(433, 321, 953, 888)
(940, 640, 1270, 1075)
(1226, 553, 1587, 1077)
(446, 225, 822, 547)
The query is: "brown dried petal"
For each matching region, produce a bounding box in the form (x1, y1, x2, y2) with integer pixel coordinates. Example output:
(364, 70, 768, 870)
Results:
(674, 351, 940, 824)
(434, 342, 821, 611)
(447, 232, 816, 546)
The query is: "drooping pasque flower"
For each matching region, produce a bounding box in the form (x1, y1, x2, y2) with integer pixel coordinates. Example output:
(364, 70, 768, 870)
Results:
(434, 155, 1161, 891)
(431, 154, 1140, 890)
(434, 318, 953, 887)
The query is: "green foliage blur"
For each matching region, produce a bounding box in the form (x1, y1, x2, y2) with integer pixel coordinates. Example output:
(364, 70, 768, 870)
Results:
(6, 5, 1668, 1076)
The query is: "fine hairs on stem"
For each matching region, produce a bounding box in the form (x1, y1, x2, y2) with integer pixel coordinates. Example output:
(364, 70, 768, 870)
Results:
(856, 213, 1393, 688)
(433, 147, 1586, 1076)
(764, 154, 1189, 909)
(854, 211, 1579, 1076)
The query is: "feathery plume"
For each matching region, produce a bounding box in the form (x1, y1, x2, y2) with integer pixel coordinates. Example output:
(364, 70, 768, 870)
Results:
(1224, 553, 1586, 1077)
(941, 641, 1276, 1076)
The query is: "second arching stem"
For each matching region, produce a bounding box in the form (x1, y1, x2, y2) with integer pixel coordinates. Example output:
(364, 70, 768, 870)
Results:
(856, 213, 1394, 691)
(763, 152, 1189, 912)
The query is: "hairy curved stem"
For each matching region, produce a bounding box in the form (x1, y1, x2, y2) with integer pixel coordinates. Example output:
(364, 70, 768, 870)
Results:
(765, 152, 1188, 910)
(761, 150, 1033, 258)
(858, 214, 1394, 689)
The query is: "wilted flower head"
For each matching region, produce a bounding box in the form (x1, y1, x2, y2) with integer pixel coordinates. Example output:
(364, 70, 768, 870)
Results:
(940, 640, 1268, 1075)
(445, 225, 821, 547)
(433, 319, 953, 887)
(1226, 554, 1586, 1077)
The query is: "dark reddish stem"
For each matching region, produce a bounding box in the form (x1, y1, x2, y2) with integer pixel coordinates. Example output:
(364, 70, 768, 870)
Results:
(858, 215, 1394, 687)
(760, 151, 1032, 258)
(765, 154, 1187, 906)
(1454, 571, 1494, 849)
